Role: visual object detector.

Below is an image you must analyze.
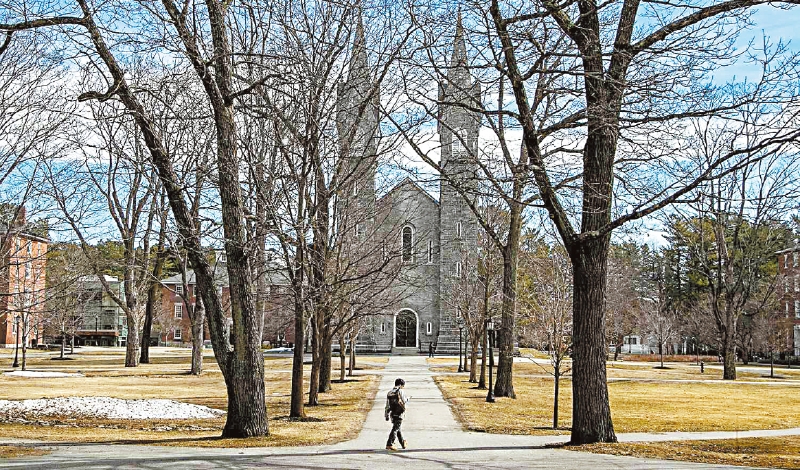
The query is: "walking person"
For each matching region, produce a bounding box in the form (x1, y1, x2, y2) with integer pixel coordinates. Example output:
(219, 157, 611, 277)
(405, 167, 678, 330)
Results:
(428, 342, 435, 358)
(385, 378, 409, 451)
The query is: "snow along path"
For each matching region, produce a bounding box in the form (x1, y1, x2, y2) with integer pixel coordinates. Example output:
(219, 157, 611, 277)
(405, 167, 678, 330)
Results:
(0, 397, 225, 420)
(3, 371, 82, 378)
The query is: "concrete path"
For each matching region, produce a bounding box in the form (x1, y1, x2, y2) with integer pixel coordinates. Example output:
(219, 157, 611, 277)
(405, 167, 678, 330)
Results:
(0, 356, 790, 469)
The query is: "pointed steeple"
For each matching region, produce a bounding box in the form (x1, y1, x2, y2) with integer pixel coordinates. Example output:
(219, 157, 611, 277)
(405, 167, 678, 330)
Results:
(450, 10, 467, 70)
(348, 8, 369, 84)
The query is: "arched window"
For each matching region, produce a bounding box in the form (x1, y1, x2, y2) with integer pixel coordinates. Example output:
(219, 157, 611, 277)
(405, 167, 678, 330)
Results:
(402, 226, 413, 262)
(427, 240, 433, 263)
(456, 221, 462, 238)
(455, 261, 462, 277)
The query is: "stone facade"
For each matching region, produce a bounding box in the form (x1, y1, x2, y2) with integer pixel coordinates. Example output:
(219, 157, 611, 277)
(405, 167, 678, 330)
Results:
(345, 16, 481, 354)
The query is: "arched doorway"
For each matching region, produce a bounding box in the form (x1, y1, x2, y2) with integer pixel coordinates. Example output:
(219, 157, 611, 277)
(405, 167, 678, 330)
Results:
(395, 310, 417, 348)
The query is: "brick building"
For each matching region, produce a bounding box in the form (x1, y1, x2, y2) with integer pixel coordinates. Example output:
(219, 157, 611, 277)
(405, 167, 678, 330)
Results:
(0, 207, 48, 348)
(777, 244, 800, 356)
(158, 259, 294, 347)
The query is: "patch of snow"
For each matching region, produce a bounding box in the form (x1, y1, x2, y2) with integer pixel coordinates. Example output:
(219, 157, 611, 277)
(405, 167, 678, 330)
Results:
(4, 371, 83, 378)
(0, 397, 226, 420)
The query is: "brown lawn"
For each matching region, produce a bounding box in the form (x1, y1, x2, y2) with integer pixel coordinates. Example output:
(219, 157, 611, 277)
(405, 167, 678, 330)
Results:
(434, 361, 800, 435)
(0, 348, 385, 447)
(579, 436, 800, 469)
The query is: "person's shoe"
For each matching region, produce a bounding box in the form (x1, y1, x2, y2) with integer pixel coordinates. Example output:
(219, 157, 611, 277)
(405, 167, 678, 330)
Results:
(401, 440, 408, 449)
(386, 445, 398, 451)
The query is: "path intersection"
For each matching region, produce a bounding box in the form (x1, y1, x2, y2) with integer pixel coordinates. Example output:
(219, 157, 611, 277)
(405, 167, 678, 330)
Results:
(2, 356, 795, 469)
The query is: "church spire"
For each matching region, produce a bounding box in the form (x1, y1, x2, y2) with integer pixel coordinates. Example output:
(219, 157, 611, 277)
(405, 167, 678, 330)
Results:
(451, 10, 467, 70)
(348, 8, 369, 84)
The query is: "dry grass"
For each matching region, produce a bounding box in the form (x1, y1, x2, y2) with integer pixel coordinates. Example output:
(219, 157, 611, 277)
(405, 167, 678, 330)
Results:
(0, 348, 385, 447)
(0, 445, 50, 459)
(435, 364, 800, 435)
(579, 436, 800, 469)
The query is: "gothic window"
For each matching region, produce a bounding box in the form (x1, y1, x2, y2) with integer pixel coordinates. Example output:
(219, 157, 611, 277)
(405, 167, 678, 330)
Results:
(380, 322, 386, 335)
(428, 240, 433, 263)
(456, 221, 462, 238)
(451, 129, 468, 154)
(455, 261, 462, 277)
(426, 322, 433, 335)
(402, 226, 413, 262)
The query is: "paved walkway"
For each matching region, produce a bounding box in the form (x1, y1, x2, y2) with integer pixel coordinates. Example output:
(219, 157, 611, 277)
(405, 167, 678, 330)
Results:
(1, 356, 795, 469)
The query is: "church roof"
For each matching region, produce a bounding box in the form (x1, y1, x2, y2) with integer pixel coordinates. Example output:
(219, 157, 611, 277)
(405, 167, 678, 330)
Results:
(378, 177, 439, 207)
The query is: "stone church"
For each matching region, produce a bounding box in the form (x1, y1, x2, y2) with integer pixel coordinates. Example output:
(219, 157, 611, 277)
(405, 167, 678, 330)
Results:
(337, 15, 481, 354)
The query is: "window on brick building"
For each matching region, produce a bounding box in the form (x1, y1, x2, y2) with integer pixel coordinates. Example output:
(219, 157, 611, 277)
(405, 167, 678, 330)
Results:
(176, 284, 183, 295)
(787, 301, 791, 316)
(173, 328, 182, 340)
(174, 304, 183, 319)
(796, 300, 800, 319)
(795, 276, 799, 292)
(795, 252, 799, 267)
(786, 254, 790, 268)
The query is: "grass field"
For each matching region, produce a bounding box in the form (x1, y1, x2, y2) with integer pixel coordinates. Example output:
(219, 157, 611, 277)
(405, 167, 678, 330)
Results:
(434, 359, 800, 435)
(0, 347, 385, 448)
(581, 436, 800, 469)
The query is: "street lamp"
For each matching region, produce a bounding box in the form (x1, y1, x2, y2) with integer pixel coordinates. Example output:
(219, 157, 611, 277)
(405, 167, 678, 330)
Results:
(486, 317, 495, 403)
(456, 317, 465, 373)
(12, 315, 20, 368)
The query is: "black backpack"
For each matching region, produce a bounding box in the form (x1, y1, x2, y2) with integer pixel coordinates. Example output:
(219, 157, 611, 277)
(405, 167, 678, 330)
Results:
(387, 389, 405, 415)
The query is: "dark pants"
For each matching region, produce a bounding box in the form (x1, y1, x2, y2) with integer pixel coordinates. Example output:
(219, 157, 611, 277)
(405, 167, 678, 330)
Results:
(386, 417, 404, 447)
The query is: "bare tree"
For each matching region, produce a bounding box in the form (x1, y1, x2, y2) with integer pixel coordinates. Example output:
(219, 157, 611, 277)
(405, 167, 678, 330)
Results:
(520, 242, 572, 429)
(479, 0, 800, 443)
(1, 0, 274, 437)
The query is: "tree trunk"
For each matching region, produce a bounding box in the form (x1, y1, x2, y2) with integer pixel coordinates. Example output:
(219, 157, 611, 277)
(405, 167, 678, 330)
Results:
(553, 367, 560, 429)
(478, 328, 487, 389)
(319, 328, 333, 392)
(722, 331, 737, 380)
(348, 335, 356, 376)
(290, 269, 306, 418)
(190, 302, 205, 375)
(469, 339, 478, 382)
(70, 334, 74, 354)
(141, 236, 166, 364)
(494, 244, 518, 398)
(570, 238, 616, 444)
(21, 329, 27, 371)
(60, 335, 65, 359)
(125, 313, 139, 368)
(308, 314, 320, 406)
(770, 351, 774, 378)
(140, 298, 154, 364)
(339, 335, 346, 382)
